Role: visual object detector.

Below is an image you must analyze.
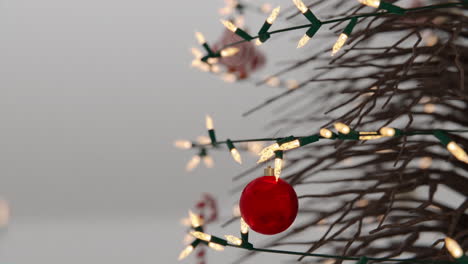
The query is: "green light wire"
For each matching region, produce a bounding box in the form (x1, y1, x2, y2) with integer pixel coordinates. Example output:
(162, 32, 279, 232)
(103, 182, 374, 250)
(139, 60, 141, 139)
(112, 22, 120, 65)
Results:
(225, 243, 454, 264)
(190, 129, 468, 148)
(208, 2, 467, 52)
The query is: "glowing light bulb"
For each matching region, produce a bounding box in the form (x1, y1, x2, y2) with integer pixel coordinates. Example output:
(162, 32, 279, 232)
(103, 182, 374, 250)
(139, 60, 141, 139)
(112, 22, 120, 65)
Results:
(186, 156, 201, 171)
(331, 33, 348, 56)
(195, 32, 206, 45)
(266, 6, 280, 24)
(205, 115, 214, 130)
(379, 127, 396, 137)
(190, 231, 212, 242)
(197, 136, 211, 145)
(232, 204, 241, 217)
(174, 140, 192, 149)
(189, 210, 203, 228)
(191, 47, 203, 59)
(261, 3, 272, 13)
(297, 34, 310, 49)
(191, 60, 210, 72)
(211, 64, 221, 73)
(320, 128, 333, 138)
(447, 142, 468, 163)
(286, 80, 299, 90)
(224, 235, 243, 246)
(293, 0, 309, 13)
(358, 0, 381, 8)
(230, 148, 242, 164)
(208, 242, 225, 251)
(334, 122, 351, 134)
(274, 157, 283, 181)
(419, 156, 432, 169)
(445, 237, 464, 259)
(203, 156, 215, 168)
(221, 20, 237, 32)
(222, 73, 237, 83)
(257, 143, 280, 163)
(424, 103, 436, 113)
(240, 217, 249, 234)
(280, 139, 300, 151)
(178, 245, 194, 261)
(235, 15, 245, 28)
(255, 39, 263, 46)
(220, 47, 240, 57)
(266, 76, 280, 87)
(207, 57, 219, 64)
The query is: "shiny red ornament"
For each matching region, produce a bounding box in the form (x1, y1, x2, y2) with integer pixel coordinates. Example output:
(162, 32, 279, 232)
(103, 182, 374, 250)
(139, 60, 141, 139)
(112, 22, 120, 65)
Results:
(240, 168, 298, 235)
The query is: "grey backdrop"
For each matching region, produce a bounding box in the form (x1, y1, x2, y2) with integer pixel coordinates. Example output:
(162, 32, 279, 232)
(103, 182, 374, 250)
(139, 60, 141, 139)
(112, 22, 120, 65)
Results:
(0, 0, 298, 263)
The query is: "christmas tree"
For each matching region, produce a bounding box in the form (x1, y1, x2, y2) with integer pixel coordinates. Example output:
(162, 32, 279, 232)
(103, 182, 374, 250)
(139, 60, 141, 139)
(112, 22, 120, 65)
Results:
(176, 0, 468, 263)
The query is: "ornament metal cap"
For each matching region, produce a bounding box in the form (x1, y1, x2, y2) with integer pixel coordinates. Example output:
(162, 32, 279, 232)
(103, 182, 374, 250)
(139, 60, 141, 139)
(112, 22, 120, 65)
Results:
(264, 166, 274, 176)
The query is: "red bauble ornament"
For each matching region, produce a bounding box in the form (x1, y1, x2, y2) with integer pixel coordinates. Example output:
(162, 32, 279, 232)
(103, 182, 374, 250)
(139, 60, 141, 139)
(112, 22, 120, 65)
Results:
(239, 167, 298, 235)
(213, 29, 265, 80)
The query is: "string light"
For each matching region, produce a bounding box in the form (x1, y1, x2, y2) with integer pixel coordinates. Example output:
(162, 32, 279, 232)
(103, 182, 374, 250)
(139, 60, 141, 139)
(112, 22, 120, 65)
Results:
(203, 155, 215, 168)
(293, 0, 308, 13)
(195, 32, 206, 45)
(447, 141, 468, 163)
(190, 231, 212, 242)
(297, 27, 323, 48)
(297, 34, 311, 49)
(191, 47, 203, 59)
(220, 47, 240, 57)
(358, 0, 380, 8)
(220, 20, 253, 41)
(174, 140, 193, 150)
(320, 128, 334, 139)
(331, 18, 357, 56)
(224, 235, 243, 246)
(280, 140, 301, 151)
(240, 217, 249, 242)
(274, 151, 283, 181)
(266, 6, 280, 24)
(334, 122, 351, 134)
(257, 143, 280, 163)
(240, 217, 249, 234)
(186, 155, 201, 171)
(178, 239, 200, 261)
(221, 19, 237, 32)
(293, 0, 322, 48)
(357, 0, 406, 14)
(359, 131, 383, 140)
(256, 6, 281, 45)
(266, 76, 281, 87)
(207, 57, 219, 64)
(261, 3, 272, 13)
(188, 210, 203, 228)
(221, 73, 237, 83)
(178, 245, 195, 260)
(227, 139, 242, 164)
(206, 115, 217, 146)
(208, 242, 225, 251)
(445, 237, 464, 259)
(286, 79, 299, 90)
(379, 127, 396, 137)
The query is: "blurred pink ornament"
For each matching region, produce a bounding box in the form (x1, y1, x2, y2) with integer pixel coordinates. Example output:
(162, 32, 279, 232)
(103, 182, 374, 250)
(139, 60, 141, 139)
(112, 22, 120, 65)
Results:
(213, 29, 265, 80)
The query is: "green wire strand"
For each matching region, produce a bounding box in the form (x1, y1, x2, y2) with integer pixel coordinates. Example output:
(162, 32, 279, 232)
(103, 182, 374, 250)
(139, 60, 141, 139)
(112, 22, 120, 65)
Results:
(191, 129, 468, 148)
(213, 2, 467, 51)
(225, 243, 454, 264)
